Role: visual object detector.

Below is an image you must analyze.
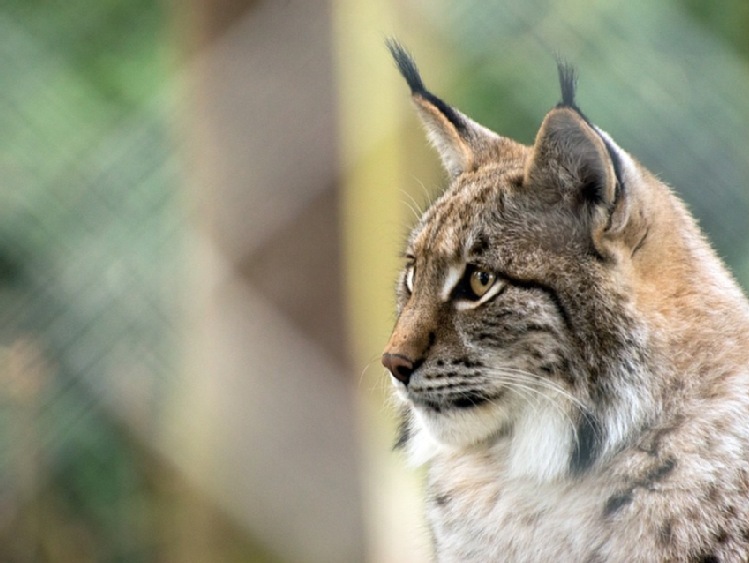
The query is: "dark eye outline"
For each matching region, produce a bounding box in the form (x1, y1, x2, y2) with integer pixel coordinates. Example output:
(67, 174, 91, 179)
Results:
(451, 264, 502, 303)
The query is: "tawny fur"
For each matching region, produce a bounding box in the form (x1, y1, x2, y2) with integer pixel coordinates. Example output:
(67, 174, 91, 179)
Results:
(383, 43, 749, 562)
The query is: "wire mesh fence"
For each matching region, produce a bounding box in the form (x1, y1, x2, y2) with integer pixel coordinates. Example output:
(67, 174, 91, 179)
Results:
(1, 0, 749, 561)
(0, 1, 185, 560)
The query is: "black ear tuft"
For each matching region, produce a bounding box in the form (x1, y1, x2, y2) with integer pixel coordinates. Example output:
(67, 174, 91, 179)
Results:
(386, 39, 426, 96)
(553, 61, 626, 200)
(556, 60, 579, 110)
(386, 38, 466, 133)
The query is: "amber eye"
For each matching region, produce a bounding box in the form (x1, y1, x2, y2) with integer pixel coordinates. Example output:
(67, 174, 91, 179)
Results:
(469, 269, 496, 298)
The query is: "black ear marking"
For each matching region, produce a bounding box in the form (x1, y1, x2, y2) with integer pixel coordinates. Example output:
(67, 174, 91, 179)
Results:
(556, 60, 579, 111)
(602, 137, 626, 202)
(386, 38, 467, 133)
(386, 39, 425, 96)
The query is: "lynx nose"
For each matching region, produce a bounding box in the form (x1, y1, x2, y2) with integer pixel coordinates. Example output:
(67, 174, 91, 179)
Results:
(382, 353, 415, 385)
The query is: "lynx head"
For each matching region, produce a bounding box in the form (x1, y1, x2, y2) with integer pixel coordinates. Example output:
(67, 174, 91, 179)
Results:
(380, 42, 718, 482)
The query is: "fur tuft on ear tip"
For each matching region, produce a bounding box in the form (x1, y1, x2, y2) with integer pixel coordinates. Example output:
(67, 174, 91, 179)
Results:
(386, 39, 467, 134)
(387, 40, 507, 177)
(386, 39, 425, 96)
(556, 59, 579, 110)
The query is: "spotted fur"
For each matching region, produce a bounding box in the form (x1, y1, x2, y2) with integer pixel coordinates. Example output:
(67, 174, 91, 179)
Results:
(383, 42, 749, 562)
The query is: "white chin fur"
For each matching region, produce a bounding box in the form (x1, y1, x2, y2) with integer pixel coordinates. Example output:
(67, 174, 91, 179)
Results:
(401, 403, 510, 468)
(413, 402, 510, 447)
(403, 391, 576, 483)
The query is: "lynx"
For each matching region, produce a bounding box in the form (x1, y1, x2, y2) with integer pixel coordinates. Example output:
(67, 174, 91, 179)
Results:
(382, 41, 749, 562)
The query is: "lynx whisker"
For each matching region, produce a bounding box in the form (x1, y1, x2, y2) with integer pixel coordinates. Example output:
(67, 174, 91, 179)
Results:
(412, 176, 436, 209)
(402, 187, 426, 215)
(400, 192, 422, 222)
(484, 366, 587, 412)
(358, 355, 390, 392)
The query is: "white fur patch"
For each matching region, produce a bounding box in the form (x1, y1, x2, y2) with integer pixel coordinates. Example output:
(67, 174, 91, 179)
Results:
(406, 422, 444, 467)
(441, 264, 464, 301)
(405, 264, 415, 293)
(508, 399, 574, 482)
(411, 401, 513, 456)
(594, 126, 641, 185)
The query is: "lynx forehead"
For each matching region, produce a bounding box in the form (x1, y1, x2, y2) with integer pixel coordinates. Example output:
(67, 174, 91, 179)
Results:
(382, 40, 749, 562)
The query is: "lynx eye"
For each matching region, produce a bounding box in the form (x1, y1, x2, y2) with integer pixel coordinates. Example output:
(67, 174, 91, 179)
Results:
(469, 270, 496, 297)
(451, 264, 504, 308)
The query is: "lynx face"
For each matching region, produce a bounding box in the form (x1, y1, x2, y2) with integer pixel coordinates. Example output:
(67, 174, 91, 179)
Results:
(390, 164, 602, 469)
(382, 43, 658, 480)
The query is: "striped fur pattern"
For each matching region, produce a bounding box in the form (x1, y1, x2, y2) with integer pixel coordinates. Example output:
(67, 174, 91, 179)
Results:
(382, 42, 749, 562)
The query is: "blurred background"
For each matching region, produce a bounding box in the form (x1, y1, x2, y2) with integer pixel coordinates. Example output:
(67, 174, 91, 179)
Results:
(0, 0, 748, 561)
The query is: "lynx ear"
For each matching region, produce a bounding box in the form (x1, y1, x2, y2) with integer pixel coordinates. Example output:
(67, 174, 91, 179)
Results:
(387, 40, 501, 177)
(526, 107, 632, 255)
(525, 64, 631, 252)
(526, 107, 619, 209)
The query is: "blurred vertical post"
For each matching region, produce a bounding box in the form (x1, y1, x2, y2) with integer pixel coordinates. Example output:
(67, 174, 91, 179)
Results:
(334, 1, 430, 562)
(169, 1, 366, 561)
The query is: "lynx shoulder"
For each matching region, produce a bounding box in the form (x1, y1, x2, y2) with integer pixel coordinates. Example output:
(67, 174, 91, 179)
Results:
(382, 41, 749, 562)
